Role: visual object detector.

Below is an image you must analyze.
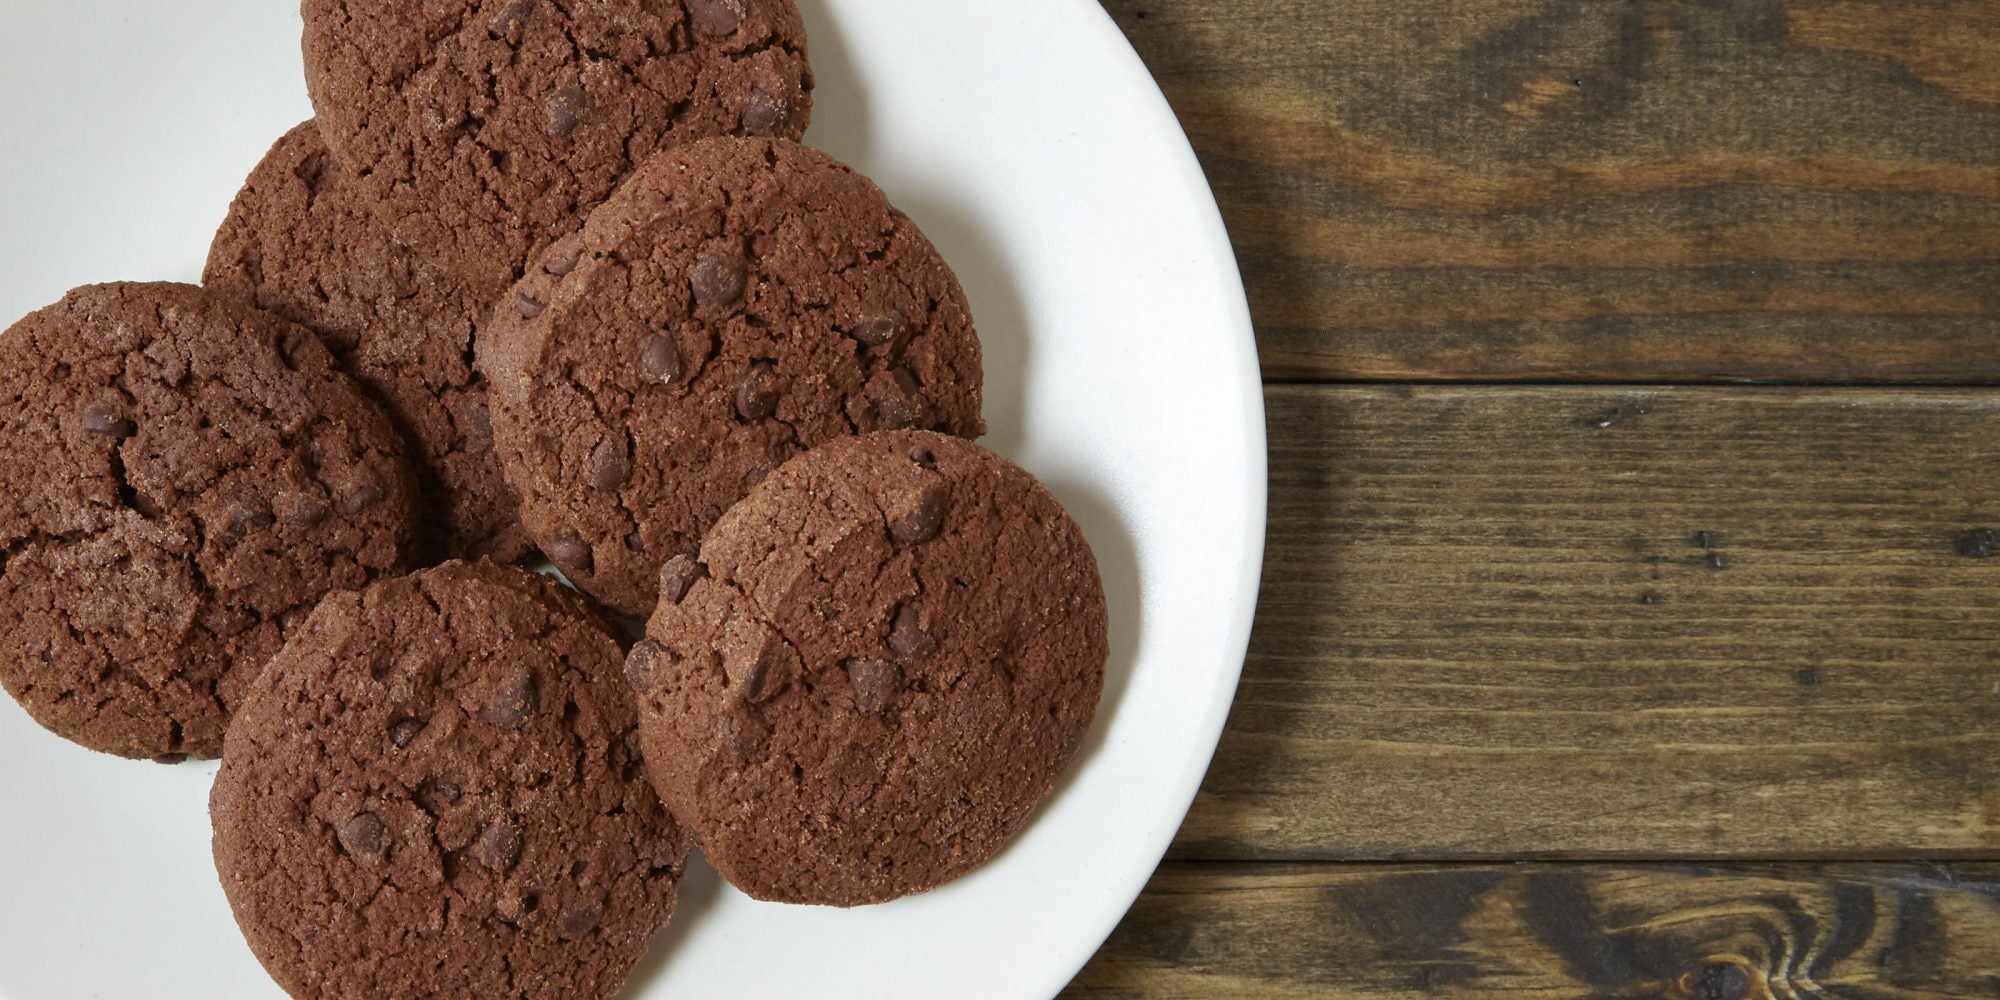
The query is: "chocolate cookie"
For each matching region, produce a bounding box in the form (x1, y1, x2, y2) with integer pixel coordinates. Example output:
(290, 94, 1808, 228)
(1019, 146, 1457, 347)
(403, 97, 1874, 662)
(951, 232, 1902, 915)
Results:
(631, 431, 1105, 906)
(0, 283, 417, 761)
(301, 0, 814, 297)
(481, 137, 985, 616)
(211, 561, 686, 999)
(206, 122, 533, 563)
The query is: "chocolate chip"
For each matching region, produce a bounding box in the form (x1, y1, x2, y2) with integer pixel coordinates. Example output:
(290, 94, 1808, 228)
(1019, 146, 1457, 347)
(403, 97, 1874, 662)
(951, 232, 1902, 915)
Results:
(225, 497, 276, 535)
(514, 291, 547, 319)
(556, 900, 604, 940)
(876, 395, 922, 431)
(887, 604, 937, 660)
(388, 717, 426, 748)
(474, 823, 523, 872)
(625, 639, 671, 695)
(743, 464, 771, 488)
(339, 812, 386, 859)
(877, 367, 927, 429)
(484, 667, 540, 729)
(337, 474, 385, 514)
(734, 362, 780, 421)
(658, 555, 705, 604)
(542, 247, 581, 277)
(639, 332, 681, 384)
(907, 445, 938, 470)
(720, 619, 794, 703)
(417, 779, 462, 811)
(890, 485, 949, 546)
(547, 534, 594, 575)
(588, 437, 630, 491)
(845, 658, 902, 713)
(79, 400, 134, 437)
(742, 88, 789, 136)
(851, 310, 904, 347)
(488, 0, 534, 41)
(494, 892, 535, 923)
(692, 250, 748, 310)
(688, 0, 743, 37)
(545, 85, 589, 139)
(275, 487, 332, 526)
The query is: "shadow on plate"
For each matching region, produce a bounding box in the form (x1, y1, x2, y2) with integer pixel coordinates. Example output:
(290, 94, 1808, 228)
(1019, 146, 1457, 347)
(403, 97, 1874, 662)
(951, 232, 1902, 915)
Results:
(992, 477, 1142, 853)
(795, 0, 871, 162)
(620, 851, 723, 998)
(621, 4, 1138, 984)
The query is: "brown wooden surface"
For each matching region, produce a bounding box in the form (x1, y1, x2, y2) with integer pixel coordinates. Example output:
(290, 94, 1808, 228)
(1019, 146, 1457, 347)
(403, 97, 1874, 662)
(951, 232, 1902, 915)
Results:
(1104, 0, 2000, 382)
(1069, 863, 2000, 998)
(1177, 385, 2000, 861)
(1072, 1, 2000, 995)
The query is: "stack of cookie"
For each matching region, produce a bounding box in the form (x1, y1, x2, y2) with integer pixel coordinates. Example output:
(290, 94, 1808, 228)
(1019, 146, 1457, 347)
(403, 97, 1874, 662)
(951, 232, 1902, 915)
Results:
(0, 2, 1107, 998)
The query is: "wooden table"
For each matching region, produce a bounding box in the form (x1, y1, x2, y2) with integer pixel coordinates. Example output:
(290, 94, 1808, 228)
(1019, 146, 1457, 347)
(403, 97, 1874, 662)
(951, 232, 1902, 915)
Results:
(1065, 2, 2000, 995)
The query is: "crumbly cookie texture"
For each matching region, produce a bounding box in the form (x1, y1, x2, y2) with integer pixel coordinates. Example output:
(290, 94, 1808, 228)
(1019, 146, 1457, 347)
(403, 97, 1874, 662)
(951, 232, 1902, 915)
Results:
(302, 0, 814, 297)
(206, 121, 534, 563)
(0, 281, 418, 761)
(211, 561, 687, 999)
(481, 137, 985, 616)
(634, 431, 1104, 906)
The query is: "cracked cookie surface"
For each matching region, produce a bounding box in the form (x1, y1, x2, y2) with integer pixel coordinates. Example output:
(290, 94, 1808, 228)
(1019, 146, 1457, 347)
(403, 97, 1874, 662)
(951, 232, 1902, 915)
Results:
(206, 121, 534, 563)
(632, 431, 1104, 906)
(211, 561, 687, 1000)
(302, 0, 814, 298)
(0, 282, 418, 761)
(480, 138, 985, 616)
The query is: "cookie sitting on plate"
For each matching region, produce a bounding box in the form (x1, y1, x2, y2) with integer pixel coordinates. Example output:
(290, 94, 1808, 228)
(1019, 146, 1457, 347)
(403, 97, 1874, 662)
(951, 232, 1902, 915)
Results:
(479, 137, 986, 617)
(301, 0, 816, 297)
(211, 561, 687, 999)
(207, 121, 536, 563)
(629, 430, 1106, 906)
(0, 282, 419, 761)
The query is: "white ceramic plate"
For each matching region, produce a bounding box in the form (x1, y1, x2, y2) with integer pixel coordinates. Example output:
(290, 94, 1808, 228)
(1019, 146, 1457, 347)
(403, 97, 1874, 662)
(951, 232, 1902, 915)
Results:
(0, 2, 1264, 997)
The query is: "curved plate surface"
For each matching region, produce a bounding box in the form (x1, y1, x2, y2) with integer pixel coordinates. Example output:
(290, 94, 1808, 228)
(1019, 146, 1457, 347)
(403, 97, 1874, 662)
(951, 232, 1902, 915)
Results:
(0, 2, 1265, 996)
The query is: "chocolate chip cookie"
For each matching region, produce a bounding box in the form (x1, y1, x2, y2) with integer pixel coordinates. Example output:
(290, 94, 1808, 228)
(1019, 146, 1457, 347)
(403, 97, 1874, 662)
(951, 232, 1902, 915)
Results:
(211, 561, 686, 999)
(0, 282, 418, 761)
(301, 0, 814, 298)
(480, 137, 985, 616)
(630, 431, 1104, 906)
(206, 122, 533, 563)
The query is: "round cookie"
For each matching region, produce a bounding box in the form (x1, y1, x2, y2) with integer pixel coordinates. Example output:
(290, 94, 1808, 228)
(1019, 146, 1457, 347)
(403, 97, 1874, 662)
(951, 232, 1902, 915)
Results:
(206, 121, 534, 563)
(211, 561, 687, 999)
(630, 431, 1104, 906)
(481, 137, 985, 616)
(302, 0, 814, 298)
(0, 282, 418, 761)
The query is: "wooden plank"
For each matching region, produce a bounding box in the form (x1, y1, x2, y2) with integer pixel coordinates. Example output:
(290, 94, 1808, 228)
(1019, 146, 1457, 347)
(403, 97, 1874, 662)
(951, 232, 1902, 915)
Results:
(1104, 0, 2000, 382)
(1176, 386, 2000, 860)
(1066, 863, 2000, 998)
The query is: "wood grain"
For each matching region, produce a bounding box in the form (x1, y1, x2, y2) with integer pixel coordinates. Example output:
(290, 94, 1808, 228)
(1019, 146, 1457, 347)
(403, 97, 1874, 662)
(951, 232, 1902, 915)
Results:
(1104, 0, 2000, 382)
(1067, 863, 2000, 998)
(1176, 385, 2000, 860)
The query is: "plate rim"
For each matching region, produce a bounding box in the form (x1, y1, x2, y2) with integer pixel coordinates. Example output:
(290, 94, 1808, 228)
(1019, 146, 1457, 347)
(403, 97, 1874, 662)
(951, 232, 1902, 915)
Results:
(0, 1, 1270, 996)
(1032, 1, 1268, 994)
